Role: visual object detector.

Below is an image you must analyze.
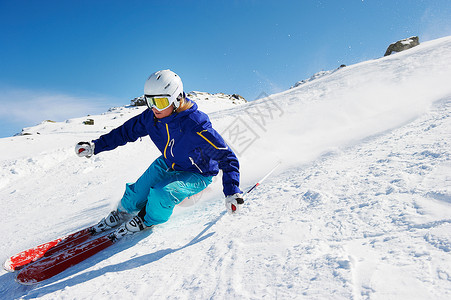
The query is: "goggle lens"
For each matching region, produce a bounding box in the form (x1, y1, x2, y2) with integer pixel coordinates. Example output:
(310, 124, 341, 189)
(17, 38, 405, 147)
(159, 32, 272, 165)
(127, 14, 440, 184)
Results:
(145, 96, 171, 111)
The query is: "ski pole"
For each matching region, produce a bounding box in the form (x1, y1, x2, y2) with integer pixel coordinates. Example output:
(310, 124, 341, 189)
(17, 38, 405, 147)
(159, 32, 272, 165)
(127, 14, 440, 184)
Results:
(230, 161, 281, 212)
(243, 161, 282, 199)
(232, 161, 282, 211)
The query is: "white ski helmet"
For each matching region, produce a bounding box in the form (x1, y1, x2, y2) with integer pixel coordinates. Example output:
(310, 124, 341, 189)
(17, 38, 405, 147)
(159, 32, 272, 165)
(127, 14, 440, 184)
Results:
(144, 69, 184, 111)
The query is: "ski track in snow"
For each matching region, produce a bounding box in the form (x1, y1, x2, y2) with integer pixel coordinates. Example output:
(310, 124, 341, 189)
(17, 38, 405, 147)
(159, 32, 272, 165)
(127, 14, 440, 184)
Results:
(267, 97, 451, 299)
(1, 36, 451, 299)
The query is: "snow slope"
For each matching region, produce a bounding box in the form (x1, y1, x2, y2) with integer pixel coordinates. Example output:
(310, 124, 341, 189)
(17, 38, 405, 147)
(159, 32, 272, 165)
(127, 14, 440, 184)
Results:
(1, 36, 451, 299)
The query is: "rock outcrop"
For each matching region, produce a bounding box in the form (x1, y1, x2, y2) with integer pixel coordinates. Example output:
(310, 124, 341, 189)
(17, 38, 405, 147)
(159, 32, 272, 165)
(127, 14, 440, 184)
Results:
(384, 36, 419, 56)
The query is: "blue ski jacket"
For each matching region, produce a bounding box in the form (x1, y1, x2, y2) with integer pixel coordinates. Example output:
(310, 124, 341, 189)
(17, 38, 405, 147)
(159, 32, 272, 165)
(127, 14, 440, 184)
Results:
(92, 99, 242, 196)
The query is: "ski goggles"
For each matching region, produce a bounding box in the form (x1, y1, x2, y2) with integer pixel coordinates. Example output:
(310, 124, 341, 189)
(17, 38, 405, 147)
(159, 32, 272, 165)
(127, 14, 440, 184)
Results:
(144, 95, 173, 111)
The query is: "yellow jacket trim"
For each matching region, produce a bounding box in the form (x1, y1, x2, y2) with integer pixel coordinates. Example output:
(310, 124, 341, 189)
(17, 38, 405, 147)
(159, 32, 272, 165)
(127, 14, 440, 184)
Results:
(164, 124, 170, 159)
(196, 130, 228, 150)
(196, 130, 221, 149)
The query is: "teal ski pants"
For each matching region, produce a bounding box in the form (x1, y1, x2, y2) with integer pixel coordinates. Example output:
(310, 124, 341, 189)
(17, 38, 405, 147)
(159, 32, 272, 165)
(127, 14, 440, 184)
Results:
(119, 156, 213, 226)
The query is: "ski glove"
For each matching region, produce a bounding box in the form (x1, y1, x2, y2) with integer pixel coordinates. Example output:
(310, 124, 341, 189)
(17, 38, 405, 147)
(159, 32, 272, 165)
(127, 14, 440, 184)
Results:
(75, 141, 95, 158)
(225, 193, 244, 214)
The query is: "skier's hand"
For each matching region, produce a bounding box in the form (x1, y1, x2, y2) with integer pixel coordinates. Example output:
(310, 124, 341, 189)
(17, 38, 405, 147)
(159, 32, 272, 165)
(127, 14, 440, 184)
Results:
(75, 141, 94, 158)
(225, 193, 244, 214)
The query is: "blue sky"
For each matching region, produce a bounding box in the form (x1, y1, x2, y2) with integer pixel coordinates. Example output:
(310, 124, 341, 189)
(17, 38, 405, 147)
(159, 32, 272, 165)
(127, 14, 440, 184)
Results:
(1, 0, 451, 138)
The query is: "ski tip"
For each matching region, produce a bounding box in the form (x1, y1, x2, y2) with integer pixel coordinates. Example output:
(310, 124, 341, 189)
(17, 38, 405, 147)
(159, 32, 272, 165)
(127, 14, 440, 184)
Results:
(15, 273, 38, 285)
(3, 258, 15, 272)
(15, 278, 38, 285)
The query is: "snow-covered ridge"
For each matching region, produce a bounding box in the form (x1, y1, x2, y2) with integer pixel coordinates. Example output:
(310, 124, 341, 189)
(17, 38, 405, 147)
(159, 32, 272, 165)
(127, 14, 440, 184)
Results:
(187, 91, 247, 105)
(1, 36, 451, 299)
(131, 91, 247, 107)
(16, 91, 247, 137)
(291, 64, 346, 89)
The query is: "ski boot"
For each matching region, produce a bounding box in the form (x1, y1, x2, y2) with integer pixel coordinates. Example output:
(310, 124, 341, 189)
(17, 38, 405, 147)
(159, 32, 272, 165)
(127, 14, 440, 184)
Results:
(109, 215, 150, 241)
(91, 210, 129, 234)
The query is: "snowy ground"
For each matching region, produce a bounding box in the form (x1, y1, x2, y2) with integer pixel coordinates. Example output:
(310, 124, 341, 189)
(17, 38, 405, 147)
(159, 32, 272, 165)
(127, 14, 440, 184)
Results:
(1, 36, 451, 299)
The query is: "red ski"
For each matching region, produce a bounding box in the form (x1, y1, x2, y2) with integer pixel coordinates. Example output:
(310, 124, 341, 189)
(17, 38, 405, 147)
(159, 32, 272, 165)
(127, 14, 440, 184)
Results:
(16, 233, 115, 285)
(3, 227, 95, 272)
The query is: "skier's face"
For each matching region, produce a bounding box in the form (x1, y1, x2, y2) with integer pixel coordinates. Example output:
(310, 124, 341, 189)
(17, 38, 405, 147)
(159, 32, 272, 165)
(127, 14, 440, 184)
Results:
(152, 105, 174, 119)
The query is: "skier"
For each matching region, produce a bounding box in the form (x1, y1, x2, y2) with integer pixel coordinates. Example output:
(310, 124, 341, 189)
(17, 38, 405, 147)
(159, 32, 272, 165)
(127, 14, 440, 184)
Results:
(75, 70, 243, 238)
